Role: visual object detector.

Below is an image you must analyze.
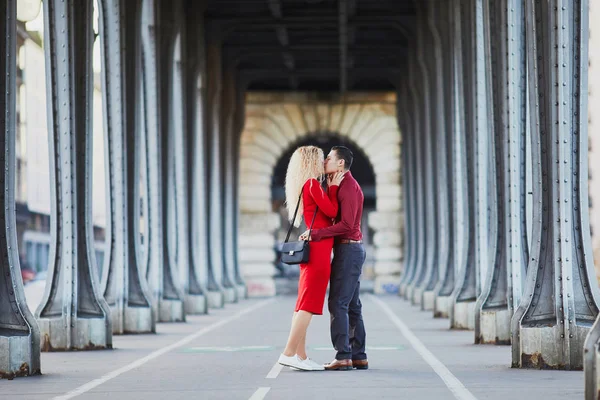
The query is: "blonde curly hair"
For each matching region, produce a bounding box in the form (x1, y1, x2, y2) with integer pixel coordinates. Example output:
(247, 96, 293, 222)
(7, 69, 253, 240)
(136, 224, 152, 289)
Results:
(285, 145, 325, 227)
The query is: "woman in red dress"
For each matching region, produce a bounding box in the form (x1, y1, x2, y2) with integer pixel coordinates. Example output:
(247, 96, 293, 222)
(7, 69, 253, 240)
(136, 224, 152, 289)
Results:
(277, 146, 344, 371)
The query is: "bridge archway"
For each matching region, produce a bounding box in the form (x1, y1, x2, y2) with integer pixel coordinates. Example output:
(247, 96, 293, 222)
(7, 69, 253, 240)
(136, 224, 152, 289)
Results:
(237, 93, 403, 297)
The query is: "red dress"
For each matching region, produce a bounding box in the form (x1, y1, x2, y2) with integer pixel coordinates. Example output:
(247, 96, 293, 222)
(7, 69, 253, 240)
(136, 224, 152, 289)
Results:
(295, 179, 339, 315)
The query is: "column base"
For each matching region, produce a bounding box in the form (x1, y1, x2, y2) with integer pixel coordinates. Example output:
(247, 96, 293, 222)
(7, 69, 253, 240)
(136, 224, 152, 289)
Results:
(412, 287, 424, 306)
(123, 305, 155, 334)
(422, 291, 435, 311)
(399, 282, 409, 298)
(245, 277, 276, 297)
(184, 294, 208, 315)
(236, 284, 247, 300)
(406, 285, 416, 302)
(38, 317, 112, 351)
(223, 287, 237, 303)
(207, 290, 225, 309)
(158, 299, 185, 322)
(451, 301, 476, 330)
(433, 295, 451, 318)
(0, 334, 41, 378)
(476, 308, 511, 345)
(515, 324, 589, 370)
(373, 275, 400, 294)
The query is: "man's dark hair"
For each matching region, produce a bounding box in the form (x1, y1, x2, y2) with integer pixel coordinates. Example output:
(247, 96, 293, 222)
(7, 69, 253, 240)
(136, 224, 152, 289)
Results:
(332, 146, 354, 171)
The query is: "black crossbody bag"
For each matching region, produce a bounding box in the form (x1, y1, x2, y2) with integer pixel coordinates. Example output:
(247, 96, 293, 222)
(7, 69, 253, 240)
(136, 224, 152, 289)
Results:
(280, 192, 318, 265)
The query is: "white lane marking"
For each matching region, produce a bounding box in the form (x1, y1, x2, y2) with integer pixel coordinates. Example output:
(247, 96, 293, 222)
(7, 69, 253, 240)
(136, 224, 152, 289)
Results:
(368, 295, 478, 400)
(249, 387, 271, 400)
(53, 299, 276, 400)
(266, 362, 284, 379)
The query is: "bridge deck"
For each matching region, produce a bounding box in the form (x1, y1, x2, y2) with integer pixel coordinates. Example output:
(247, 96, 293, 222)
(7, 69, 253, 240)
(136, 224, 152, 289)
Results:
(2, 295, 583, 400)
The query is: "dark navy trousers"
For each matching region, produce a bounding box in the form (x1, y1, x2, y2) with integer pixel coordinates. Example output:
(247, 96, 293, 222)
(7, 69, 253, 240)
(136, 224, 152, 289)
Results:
(328, 243, 367, 361)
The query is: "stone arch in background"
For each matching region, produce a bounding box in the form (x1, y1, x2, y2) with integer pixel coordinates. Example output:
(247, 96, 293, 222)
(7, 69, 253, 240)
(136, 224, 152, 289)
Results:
(238, 92, 403, 297)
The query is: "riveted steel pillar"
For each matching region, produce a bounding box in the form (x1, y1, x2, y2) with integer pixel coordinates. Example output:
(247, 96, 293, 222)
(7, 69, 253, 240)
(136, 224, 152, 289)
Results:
(182, 1, 209, 315)
(222, 72, 246, 301)
(403, 45, 426, 302)
(419, 0, 450, 311)
(411, 6, 436, 307)
(585, 0, 600, 393)
(165, 0, 206, 315)
(98, 0, 155, 335)
(0, 0, 41, 378)
(432, 0, 456, 319)
(476, 0, 528, 345)
(142, 0, 185, 322)
(36, 0, 112, 350)
(398, 81, 415, 298)
(232, 86, 247, 298)
(206, 29, 232, 307)
(512, 0, 600, 370)
(219, 68, 239, 303)
(449, 0, 478, 331)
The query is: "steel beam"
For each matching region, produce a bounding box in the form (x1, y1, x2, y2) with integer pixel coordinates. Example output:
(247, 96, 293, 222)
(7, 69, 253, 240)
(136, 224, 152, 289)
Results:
(0, 0, 41, 377)
(141, 0, 185, 322)
(36, 0, 112, 350)
(448, 0, 477, 331)
(338, 0, 348, 93)
(475, 0, 528, 345)
(98, 0, 155, 335)
(206, 32, 234, 306)
(512, 0, 600, 370)
(432, 0, 455, 319)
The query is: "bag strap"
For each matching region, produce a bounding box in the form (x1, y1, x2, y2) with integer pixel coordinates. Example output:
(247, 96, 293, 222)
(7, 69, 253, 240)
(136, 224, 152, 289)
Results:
(284, 189, 319, 243)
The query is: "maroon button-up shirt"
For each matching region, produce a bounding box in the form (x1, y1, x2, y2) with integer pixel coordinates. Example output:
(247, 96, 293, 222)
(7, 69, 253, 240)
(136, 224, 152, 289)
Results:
(310, 171, 364, 242)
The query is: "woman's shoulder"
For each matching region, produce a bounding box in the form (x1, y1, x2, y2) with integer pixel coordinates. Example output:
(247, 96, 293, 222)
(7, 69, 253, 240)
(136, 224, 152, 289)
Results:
(303, 178, 320, 188)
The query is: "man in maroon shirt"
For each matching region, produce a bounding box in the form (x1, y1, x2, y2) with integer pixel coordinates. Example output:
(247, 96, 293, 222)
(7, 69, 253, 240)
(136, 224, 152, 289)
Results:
(300, 146, 368, 371)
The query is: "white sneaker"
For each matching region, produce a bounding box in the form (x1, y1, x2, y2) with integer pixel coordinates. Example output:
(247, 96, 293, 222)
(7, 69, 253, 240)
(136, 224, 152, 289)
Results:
(300, 358, 325, 371)
(278, 354, 311, 371)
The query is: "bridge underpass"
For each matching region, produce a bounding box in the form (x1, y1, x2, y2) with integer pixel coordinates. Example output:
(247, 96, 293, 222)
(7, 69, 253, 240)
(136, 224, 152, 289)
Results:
(2, 0, 600, 399)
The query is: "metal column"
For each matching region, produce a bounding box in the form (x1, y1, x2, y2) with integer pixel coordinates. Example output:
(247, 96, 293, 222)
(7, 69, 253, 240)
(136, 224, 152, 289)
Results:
(36, 0, 112, 350)
(403, 44, 426, 303)
(398, 80, 415, 299)
(182, 1, 209, 315)
(432, 0, 456, 319)
(476, 0, 528, 345)
(512, 0, 600, 370)
(419, 0, 449, 311)
(220, 68, 240, 303)
(0, 0, 41, 377)
(142, 0, 185, 322)
(98, 0, 155, 335)
(206, 30, 232, 307)
(222, 70, 246, 300)
(231, 86, 247, 298)
(449, 0, 477, 331)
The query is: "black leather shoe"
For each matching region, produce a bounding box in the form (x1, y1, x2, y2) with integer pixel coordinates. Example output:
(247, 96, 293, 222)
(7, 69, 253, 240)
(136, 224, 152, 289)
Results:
(352, 359, 368, 370)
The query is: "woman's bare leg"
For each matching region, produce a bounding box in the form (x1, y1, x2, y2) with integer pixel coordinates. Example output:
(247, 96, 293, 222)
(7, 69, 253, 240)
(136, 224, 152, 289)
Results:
(282, 310, 313, 357)
(295, 330, 308, 360)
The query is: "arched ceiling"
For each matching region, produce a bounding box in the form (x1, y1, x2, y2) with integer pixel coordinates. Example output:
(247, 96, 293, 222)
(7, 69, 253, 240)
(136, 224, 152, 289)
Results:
(205, 0, 416, 92)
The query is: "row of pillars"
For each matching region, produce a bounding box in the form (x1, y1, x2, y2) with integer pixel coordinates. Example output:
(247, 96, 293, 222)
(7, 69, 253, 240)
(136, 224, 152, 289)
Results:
(0, 0, 246, 378)
(398, 0, 600, 397)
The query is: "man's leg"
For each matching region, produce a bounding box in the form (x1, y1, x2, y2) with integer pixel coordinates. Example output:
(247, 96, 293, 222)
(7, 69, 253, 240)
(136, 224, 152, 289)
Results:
(349, 246, 367, 361)
(328, 245, 362, 360)
(349, 281, 367, 360)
